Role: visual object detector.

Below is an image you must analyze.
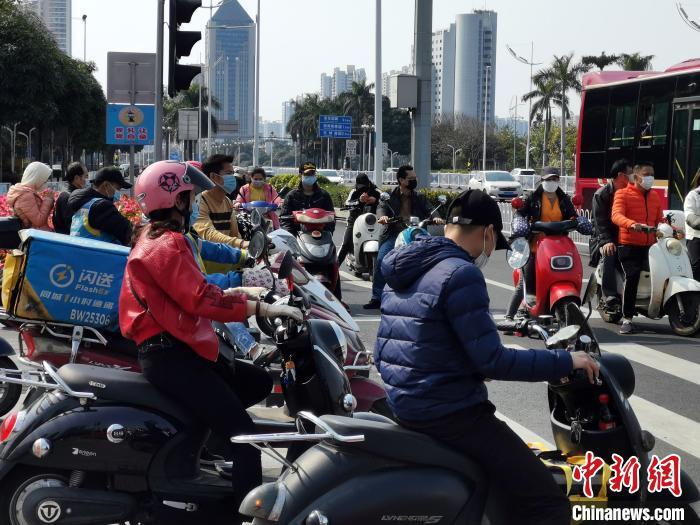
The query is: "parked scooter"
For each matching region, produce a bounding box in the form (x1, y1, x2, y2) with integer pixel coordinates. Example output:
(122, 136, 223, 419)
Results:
(235, 303, 700, 524)
(583, 213, 700, 336)
(507, 199, 592, 324)
(0, 291, 356, 524)
(341, 199, 380, 280)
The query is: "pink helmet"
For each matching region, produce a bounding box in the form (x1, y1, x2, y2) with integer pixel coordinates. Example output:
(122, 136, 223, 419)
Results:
(135, 160, 214, 216)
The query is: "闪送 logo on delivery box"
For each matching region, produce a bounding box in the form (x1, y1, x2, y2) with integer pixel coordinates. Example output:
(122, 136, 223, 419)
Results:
(49, 264, 75, 288)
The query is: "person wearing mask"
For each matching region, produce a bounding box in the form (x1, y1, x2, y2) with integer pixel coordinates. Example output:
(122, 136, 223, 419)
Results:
(612, 161, 664, 334)
(68, 166, 133, 245)
(235, 167, 283, 229)
(194, 154, 249, 249)
(685, 169, 700, 281)
(338, 172, 381, 266)
(280, 162, 335, 235)
(120, 160, 301, 525)
(505, 167, 577, 320)
(53, 161, 89, 235)
(590, 159, 631, 307)
(375, 189, 598, 525)
(364, 165, 443, 310)
(7, 161, 55, 231)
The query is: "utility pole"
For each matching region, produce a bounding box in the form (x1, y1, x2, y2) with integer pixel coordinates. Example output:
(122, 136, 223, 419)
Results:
(373, 0, 383, 183)
(411, 0, 432, 188)
(252, 0, 261, 166)
(154, 0, 164, 160)
(82, 15, 87, 62)
(483, 66, 490, 172)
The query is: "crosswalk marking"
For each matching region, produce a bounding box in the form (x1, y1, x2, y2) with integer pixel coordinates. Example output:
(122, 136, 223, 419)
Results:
(600, 343, 700, 386)
(629, 396, 700, 459)
(495, 411, 555, 450)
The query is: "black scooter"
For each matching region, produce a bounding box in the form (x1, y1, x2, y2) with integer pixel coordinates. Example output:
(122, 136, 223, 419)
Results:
(235, 303, 700, 524)
(0, 251, 355, 525)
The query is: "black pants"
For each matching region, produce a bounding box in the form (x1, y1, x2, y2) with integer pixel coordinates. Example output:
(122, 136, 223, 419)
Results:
(688, 238, 700, 281)
(139, 339, 272, 523)
(617, 245, 650, 319)
(600, 253, 622, 301)
(399, 402, 570, 525)
(337, 218, 355, 265)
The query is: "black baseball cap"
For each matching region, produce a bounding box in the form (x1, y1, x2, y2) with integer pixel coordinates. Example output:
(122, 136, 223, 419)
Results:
(92, 166, 132, 189)
(299, 162, 317, 174)
(446, 189, 509, 250)
(541, 166, 560, 180)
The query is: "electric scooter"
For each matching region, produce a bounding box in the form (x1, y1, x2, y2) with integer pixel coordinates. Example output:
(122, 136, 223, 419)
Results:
(342, 199, 380, 280)
(583, 213, 700, 336)
(235, 302, 700, 524)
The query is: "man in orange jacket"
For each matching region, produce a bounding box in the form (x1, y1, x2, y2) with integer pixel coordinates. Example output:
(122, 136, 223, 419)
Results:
(611, 161, 664, 334)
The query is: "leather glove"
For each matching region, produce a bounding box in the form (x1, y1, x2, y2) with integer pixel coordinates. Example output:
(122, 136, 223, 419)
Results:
(225, 286, 267, 300)
(259, 303, 304, 322)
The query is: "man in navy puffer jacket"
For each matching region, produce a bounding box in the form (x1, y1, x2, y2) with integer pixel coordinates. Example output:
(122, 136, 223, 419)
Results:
(375, 189, 600, 525)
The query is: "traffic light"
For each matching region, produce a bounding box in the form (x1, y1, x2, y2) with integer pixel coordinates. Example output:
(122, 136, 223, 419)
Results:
(168, 0, 202, 97)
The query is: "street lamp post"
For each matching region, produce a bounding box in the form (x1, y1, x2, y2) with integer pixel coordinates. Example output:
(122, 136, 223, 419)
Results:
(28, 127, 36, 160)
(17, 131, 28, 172)
(82, 15, 87, 62)
(482, 66, 490, 172)
(506, 43, 541, 170)
(447, 145, 462, 172)
(253, 0, 261, 166)
(2, 124, 17, 175)
(269, 132, 275, 168)
(677, 2, 700, 31)
(391, 151, 399, 169)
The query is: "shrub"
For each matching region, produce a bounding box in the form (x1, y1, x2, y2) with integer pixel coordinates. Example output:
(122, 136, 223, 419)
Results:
(269, 175, 349, 208)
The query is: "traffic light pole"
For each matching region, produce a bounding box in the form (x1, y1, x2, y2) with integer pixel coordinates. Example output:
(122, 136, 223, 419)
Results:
(155, 0, 164, 161)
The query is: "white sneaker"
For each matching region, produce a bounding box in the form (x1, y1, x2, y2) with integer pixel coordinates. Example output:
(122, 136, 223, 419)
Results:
(619, 319, 633, 334)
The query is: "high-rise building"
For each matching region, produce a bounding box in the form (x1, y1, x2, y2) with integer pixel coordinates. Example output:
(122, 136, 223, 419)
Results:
(208, 0, 255, 139)
(23, 0, 71, 55)
(282, 99, 296, 137)
(432, 10, 497, 123)
(320, 73, 332, 99)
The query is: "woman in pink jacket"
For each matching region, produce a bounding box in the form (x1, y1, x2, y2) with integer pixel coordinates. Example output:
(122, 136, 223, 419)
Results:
(234, 167, 282, 229)
(7, 162, 55, 231)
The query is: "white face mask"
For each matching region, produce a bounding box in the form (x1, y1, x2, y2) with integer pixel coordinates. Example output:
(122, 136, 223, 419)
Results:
(542, 180, 559, 193)
(473, 227, 492, 269)
(641, 175, 654, 190)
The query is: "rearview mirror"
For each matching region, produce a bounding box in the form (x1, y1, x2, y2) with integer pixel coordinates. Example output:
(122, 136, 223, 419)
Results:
(380, 192, 391, 202)
(546, 324, 581, 349)
(247, 230, 266, 259)
(506, 237, 530, 269)
(278, 251, 294, 280)
(250, 208, 263, 228)
(438, 195, 447, 204)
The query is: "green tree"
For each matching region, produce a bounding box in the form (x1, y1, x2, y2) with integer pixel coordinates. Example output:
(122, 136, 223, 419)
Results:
(164, 82, 220, 138)
(617, 52, 654, 71)
(581, 52, 619, 71)
(522, 75, 561, 167)
(339, 80, 374, 129)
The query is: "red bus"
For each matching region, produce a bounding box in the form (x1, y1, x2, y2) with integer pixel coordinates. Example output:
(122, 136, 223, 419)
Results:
(576, 58, 700, 209)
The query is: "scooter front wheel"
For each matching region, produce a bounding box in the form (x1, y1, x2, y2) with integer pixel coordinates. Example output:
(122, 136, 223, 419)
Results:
(0, 357, 22, 418)
(667, 292, 700, 337)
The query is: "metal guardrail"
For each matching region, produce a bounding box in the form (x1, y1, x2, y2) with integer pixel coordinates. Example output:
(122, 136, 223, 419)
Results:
(0, 182, 66, 196)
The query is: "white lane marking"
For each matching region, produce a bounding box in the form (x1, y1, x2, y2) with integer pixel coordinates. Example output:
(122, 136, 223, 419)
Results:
(340, 271, 373, 289)
(600, 343, 700, 386)
(495, 411, 555, 450)
(355, 317, 382, 322)
(628, 396, 700, 459)
(486, 278, 515, 291)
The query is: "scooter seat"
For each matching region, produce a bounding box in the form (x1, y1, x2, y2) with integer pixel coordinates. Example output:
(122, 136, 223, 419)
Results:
(58, 364, 193, 423)
(318, 414, 486, 482)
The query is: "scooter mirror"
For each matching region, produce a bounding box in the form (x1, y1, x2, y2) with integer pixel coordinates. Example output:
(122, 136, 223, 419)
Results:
(380, 192, 391, 202)
(546, 324, 581, 348)
(248, 230, 267, 259)
(506, 237, 530, 269)
(438, 194, 448, 204)
(250, 208, 263, 228)
(278, 251, 294, 280)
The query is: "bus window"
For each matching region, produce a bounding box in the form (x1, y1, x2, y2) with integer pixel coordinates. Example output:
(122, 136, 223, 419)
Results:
(580, 89, 608, 152)
(676, 73, 700, 99)
(637, 79, 674, 147)
(608, 85, 639, 149)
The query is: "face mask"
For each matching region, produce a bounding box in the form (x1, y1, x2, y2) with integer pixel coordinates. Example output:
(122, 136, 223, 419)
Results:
(406, 179, 417, 191)
(113, 190, 122, 202)
(221, 174, 237, 193)
(542, 181, 559, 193)
(302, 175, 317, 186)
(473, 228, 492, 269)
(189, 198, 200, 225)
(641, 175, 654, 190)
(252, 179, 264, 188)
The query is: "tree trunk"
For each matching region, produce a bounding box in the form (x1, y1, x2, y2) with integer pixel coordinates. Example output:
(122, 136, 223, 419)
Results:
(560, 88, 566, 175)
(543, 114, 549, 169)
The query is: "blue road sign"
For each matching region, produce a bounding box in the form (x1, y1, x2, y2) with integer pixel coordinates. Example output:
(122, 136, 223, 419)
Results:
(319, 115, 352, 139)
(106, 104, 155, 146)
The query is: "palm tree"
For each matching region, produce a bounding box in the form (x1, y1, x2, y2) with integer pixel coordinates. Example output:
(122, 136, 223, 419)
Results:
(582, 52, 619, 71)
(163, 83, 220, 138)
(341, 80, 375, 128)
(542, 54, 589, 174)
(617, 52, 654, 71)
(522, 75, 562, 168)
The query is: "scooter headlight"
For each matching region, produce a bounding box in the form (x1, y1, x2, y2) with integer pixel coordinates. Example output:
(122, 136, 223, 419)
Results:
(666, 238, 683, 257)
(365, 214, 377, 226)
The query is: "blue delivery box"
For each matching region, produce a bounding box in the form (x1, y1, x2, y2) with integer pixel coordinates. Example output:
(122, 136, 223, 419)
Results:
(5, 229, 130, 330)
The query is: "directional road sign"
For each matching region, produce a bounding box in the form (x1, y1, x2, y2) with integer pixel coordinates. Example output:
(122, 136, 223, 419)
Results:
(319, 115, 352, 139)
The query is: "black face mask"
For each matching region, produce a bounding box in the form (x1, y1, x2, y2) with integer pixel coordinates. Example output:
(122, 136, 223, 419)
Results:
(406, 179, 417, 191)
(356, 184, 368, 192)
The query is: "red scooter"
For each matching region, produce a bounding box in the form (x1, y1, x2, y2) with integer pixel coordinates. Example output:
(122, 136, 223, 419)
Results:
(508, 198, 589, 324)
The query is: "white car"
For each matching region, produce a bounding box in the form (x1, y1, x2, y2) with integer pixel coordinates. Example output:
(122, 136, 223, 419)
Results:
(468, 171, 523, 201)
(317, 169, 343, 184)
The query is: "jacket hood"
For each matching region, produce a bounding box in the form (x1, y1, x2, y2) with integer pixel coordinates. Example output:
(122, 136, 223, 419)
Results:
(6, 184, 38, 207)
(67, 187, 108, 214)
(383, 236, 473, 291)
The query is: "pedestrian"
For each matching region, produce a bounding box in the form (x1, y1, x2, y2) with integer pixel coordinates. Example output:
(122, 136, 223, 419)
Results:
(590, 159, 631, 307)
(235, 167, 283, 229)
(338, 172, 380, 266)
(612, 161, 664, 334)
(7, 161, 55, 231)
(194, 154, 249, 249)
(375, 188, 599, 525)
(53, 161, 89, 235)
(68, 166, 133, 245)
(684, 168, 700, 281)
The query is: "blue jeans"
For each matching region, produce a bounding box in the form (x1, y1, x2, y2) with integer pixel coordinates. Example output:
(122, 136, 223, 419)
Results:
(371, 234, 398, 301)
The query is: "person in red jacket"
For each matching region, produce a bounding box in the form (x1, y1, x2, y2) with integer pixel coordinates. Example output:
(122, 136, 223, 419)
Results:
(119, 160, 302, 524)
(611, 161, 664, 334)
